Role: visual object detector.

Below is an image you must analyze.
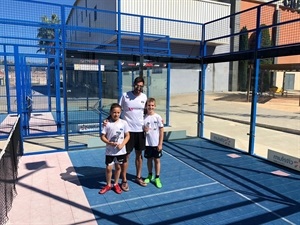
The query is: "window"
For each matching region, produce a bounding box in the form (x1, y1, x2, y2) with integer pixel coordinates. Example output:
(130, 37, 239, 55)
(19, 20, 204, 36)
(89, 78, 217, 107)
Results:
(284, 73, 295, 90)
(102, 73, 107, 83)
(89, 13, 91, 37)
(152, 67, 163, 74)
(85, 0, 87, 17)
(94, 5, 97, 21)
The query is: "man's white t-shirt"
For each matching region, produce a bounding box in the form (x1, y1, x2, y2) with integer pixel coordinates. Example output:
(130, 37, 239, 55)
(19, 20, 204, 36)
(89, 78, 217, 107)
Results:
(101, 119, 129, 156)
(119, 91, 147, 132)
(144, 113, 164, 147)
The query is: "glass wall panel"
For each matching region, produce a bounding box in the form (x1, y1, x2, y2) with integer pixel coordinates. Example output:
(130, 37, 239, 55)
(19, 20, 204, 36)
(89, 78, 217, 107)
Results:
(254, 56, 300, 159)
(203, 61, 251, 152)
(65, 58, 118, 149)
(121, 61, 168, 125)
(168, 63, 200, 138)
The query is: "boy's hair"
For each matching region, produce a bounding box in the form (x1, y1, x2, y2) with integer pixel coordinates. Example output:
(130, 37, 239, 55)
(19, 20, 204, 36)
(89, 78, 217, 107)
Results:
(134, 76, 144, 85)
(110, 103, 122, 112)
(146, 97, 156, 105)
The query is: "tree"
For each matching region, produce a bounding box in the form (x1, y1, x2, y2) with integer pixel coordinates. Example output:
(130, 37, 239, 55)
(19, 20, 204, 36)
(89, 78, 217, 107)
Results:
(36, 14, 61, 54)
(248, 24, 273, 93)
(260, 25, 273, 92)
(36, 14, 61, 89)
(238, 26, 248, 91)
(283, 0, 300, 10)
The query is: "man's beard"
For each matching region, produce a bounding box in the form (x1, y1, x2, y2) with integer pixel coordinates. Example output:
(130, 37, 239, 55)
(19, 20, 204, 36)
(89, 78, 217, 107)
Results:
(133, 87, 143, 94)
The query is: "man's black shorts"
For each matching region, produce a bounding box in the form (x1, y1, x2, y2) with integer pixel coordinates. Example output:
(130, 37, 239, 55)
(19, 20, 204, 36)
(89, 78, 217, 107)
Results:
(126, 132, 145, 154)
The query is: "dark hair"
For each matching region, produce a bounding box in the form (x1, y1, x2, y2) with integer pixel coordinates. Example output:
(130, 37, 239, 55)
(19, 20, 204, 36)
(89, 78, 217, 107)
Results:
(134, 76, 144, 85)
(110, 103, 122, 112)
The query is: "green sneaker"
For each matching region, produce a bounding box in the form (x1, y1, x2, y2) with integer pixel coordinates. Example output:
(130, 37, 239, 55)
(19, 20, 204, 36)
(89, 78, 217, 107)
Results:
(155, 178, 162, 188)
(144, 174, 154, 184)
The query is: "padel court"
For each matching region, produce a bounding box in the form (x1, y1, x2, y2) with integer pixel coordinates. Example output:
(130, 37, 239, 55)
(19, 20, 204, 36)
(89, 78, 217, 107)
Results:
(67, 138, 300, 225)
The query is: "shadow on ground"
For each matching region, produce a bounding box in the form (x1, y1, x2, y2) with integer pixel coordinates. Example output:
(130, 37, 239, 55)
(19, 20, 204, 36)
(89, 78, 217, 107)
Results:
(213, 93, 275, 104)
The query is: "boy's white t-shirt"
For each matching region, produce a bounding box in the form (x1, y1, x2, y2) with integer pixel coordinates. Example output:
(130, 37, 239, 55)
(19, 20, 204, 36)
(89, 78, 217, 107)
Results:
(119, 91, 147, 132)
(101, 119, 129, 156)
(144, 113, 164, 146)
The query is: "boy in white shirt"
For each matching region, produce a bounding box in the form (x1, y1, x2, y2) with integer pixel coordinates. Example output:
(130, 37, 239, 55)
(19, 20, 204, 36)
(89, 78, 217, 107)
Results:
(99, 103, 130, 194)
(143, 98, 164, 188)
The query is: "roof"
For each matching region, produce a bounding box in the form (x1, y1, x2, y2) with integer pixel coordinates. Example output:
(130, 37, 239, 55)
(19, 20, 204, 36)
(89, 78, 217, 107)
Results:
(260, 63, 300, 71)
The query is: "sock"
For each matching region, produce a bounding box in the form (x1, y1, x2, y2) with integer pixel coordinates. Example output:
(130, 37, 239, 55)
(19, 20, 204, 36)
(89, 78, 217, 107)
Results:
(155, 175, 160, 178)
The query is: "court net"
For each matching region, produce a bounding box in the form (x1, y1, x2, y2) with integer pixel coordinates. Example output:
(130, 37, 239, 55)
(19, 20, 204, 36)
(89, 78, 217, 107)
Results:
(0, 115, 23, 225)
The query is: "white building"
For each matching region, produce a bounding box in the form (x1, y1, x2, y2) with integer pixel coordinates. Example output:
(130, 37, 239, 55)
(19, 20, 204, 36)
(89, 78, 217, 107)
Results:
(66, 0, 232, 95)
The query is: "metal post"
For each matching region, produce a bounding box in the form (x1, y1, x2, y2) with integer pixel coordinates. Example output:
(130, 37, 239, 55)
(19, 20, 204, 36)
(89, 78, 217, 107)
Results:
(248, 6, 261, 156)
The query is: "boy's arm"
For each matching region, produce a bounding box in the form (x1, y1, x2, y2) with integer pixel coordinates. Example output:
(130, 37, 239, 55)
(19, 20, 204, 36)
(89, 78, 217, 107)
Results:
(101, 133, 117, 147)
(100, 133, 109, 144)
(117, 132, 130, 150)
(123, 132, 130, 146)
(158, 126, 164, 151)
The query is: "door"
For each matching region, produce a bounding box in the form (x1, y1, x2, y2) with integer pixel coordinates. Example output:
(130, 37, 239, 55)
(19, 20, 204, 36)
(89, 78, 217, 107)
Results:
(65, 58, 117, 150)
(17, 56, 60, 137)
(284, 73, 295, 90)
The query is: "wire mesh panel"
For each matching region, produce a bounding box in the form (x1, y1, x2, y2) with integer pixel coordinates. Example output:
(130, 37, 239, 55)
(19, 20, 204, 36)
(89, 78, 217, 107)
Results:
(0, 0, 298, 158)
(0, 116, 22, 225)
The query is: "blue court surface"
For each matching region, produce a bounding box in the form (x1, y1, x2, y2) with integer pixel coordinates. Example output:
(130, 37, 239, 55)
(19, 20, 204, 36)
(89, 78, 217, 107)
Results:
(68, 138, 300, 225)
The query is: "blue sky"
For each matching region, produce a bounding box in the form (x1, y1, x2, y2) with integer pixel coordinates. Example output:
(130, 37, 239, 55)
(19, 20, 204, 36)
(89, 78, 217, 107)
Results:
(0, 0, 76, 58)
(27, 0, 75, 6)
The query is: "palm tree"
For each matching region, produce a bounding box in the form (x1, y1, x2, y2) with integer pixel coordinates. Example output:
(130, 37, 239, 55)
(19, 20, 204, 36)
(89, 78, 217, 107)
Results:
(36, 14, 61, 91)
(36, 14, 61, 54)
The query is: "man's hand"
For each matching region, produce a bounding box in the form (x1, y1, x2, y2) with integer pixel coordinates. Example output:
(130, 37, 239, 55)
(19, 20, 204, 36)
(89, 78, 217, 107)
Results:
(103, 119, 109, 127)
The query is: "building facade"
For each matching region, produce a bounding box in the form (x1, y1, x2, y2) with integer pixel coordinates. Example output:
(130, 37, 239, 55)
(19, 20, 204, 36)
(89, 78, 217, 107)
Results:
(67, 0, 231, 95)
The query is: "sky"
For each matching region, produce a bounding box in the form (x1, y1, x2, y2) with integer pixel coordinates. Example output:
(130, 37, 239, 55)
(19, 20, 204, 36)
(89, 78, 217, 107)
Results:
(0, 0, 77, 59)
(28, 0, 76, 6)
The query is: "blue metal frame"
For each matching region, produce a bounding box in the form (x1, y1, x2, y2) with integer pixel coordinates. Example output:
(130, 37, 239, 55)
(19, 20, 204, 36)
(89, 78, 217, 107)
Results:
(248, 6, 262, 156)
(0, 0, 298, 155)
(165, 63, 171, 126)
(98, 61, 103, 136)
(198, 24, 206, 138)
(3, 45, 11, 114)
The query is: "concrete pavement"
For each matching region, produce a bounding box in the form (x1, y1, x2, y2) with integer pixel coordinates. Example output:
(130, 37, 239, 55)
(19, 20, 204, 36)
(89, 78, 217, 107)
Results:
(1, 92, 299, 160)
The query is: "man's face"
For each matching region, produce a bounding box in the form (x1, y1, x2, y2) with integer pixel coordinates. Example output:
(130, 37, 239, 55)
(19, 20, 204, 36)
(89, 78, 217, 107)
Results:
(133, 81, 144, 94)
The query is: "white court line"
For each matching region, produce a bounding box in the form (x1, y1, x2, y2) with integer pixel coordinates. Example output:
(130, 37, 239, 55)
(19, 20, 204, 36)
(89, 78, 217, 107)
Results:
(164, 151, 297, 225)
(91, 181, 218, 209)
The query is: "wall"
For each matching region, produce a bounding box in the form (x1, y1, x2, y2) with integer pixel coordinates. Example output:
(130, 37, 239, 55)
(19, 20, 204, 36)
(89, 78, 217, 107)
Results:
(239, 0, 300, 91)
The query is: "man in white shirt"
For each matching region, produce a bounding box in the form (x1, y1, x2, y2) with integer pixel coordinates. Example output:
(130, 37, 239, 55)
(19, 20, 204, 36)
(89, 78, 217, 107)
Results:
(119, 77, 147, 191)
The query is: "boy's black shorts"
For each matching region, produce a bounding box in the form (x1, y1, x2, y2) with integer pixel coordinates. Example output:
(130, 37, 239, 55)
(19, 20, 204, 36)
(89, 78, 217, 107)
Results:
(105, 154, 127, 165)
(144, 146, 163, 159)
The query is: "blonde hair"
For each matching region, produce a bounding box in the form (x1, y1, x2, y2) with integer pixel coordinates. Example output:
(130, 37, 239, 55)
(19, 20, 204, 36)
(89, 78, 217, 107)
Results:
(147, 97, 156, 105)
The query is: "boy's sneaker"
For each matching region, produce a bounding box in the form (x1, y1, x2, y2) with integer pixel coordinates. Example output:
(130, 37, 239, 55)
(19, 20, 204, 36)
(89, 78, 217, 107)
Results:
(114, 183, 122, 194)
(144, 174, 154, 184)
(99, 185, 112, 194)
(155, 178, 162, 188)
